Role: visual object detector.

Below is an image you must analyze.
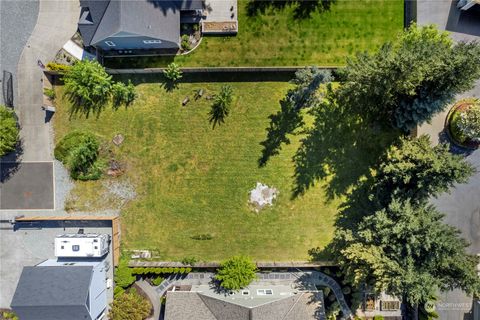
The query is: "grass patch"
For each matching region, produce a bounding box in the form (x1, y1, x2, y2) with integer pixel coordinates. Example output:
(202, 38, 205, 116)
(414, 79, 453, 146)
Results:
(53, 80, 389, 261)
(105, 0, 403, 68)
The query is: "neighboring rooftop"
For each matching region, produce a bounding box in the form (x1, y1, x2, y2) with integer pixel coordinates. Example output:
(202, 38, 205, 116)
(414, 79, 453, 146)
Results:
(11, 266, 93, 319)
(78, 0, 204, 47)
(165, 284, 326, 320)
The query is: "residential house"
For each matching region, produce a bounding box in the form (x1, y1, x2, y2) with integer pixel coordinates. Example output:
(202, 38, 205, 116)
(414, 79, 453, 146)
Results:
(11, 259, 108, 320)
(77, 0, 204, 55)
(164, 284, 327, 320)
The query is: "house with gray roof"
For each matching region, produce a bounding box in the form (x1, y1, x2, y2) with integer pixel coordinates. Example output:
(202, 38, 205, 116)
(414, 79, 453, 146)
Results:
(78, 0, 204, 56)
(164, 283, 327, 320)
(10, 259, 108, 320)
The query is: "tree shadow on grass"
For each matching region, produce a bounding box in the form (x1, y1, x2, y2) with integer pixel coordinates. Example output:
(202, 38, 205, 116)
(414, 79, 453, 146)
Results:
(246, 0, 336, 19)
(292, 96, 401, 200)
(258, 99, 304, 167)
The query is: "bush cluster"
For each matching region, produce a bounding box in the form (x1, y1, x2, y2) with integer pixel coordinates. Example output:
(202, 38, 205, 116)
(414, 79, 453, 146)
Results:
(0, 105, 19, 157)
(131, 267, 192, 275)
(46, 62, 71, 72)
(54, 131, 102, 180)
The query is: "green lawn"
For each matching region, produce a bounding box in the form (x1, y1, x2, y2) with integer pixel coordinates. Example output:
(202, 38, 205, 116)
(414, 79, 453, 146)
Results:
(105, 0, 403, 68)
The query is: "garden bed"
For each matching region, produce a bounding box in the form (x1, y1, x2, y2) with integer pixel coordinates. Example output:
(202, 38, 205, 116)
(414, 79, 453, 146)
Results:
(446, 100, 480, 150)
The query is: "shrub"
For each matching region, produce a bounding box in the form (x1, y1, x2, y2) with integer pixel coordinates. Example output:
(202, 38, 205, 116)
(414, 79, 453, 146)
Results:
(215, 256, 257, 291)
(112, 80, 137, 109)
(68, 136, 101, 180)
(163, 63, 182, 82)
(0, 105, 19, 157)
(181, 256, 197, 266)
(108, 289, 152, 320)
(64, 60, 112, 117)
(373, 316, 385, 320)
(113, 286, 125, 297)
(46, 62, 71, 72)
(54, 131, 96, 162)
(151, 276, 164, 286)
(181, 35, 191, 51)
(115, 260, 135, 289)
(43, 88, 56, 100)
(456, 103, 480, 142)
(55, 131, 102, 180)
(191, 233, 213, 240)
(185, 267, 192, 273)
(209, 85, 233, 128)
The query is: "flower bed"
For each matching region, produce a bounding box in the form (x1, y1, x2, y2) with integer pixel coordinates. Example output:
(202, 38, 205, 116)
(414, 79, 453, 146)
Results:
(446, 99, 480, 149)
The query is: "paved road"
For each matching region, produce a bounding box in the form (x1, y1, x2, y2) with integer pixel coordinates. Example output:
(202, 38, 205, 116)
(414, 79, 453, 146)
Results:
(0, 0, 39, 106)
(416, 2, 480, 320)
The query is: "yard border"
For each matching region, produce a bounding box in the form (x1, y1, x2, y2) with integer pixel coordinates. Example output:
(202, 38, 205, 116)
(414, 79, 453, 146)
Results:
(128, 260, 336, 268)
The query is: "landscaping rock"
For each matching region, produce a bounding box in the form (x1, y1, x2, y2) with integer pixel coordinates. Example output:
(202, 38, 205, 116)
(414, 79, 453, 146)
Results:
(249, 182, 278, 213)
(112, 134, 124, 146)
(107, 160, 124, 177)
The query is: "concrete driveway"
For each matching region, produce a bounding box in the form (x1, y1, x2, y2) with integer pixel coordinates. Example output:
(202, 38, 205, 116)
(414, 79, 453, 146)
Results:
(0, 0, 39, 106)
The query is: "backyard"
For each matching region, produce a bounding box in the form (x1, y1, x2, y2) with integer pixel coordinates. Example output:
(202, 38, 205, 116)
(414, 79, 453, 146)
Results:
(105, 0, 403, 68)
(53, 79, 393, 261)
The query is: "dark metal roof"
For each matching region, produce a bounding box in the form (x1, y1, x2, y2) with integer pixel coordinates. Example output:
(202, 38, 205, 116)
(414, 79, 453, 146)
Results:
(78, 0, 202, 46)
(11, 266, 93, 320)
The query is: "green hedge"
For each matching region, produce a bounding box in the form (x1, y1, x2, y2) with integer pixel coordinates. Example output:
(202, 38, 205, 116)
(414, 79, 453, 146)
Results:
(131, 267, 192, 275)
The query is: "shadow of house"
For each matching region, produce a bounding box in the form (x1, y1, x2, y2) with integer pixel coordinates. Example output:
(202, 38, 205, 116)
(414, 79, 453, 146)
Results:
(446, 0, 480, 37)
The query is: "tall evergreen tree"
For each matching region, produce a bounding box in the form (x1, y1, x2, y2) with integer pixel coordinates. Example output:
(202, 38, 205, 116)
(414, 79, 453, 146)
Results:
(337, 24, 480, 131)
(372, 135, 474, 205)
(334, 199, 480, 307)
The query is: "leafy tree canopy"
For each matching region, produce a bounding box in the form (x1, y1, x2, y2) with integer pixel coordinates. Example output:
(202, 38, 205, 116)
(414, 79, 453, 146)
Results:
(335, 198, 480, 306)
(215, 256, 258, 291)
(0, 105, 19, 157)
(108, 289, 151, 320)
(337, 24, 480, 131)
(64, 59, 137, 117)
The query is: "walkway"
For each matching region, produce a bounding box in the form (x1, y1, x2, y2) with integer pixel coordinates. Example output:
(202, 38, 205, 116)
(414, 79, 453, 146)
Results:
(136, 280, 161, 320)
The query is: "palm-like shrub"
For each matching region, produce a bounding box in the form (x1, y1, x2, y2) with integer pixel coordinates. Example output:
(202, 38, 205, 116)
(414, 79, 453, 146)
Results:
(215, 256, 257, 291)
(0, 105, 19, 156)
(163, 63, 183, 82)
(209, 85, 234, 128)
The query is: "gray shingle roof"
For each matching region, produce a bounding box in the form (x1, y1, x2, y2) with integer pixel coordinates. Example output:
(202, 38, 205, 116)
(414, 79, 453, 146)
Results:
(11, 266, 93, 320)
(164, 291, 327, 320)
(79, 0, 201, 46)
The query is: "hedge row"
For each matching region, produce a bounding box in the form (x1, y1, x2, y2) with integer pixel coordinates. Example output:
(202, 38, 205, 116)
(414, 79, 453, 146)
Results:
(131, 267, 192, 275)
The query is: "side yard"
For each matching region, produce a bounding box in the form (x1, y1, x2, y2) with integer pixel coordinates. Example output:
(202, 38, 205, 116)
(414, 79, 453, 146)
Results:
(105, 0, 403, 68)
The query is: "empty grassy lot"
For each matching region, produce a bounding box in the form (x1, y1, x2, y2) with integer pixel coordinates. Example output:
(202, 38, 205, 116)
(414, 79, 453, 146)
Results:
(54, 81, 345, 261)
(105, 0, 403, 68)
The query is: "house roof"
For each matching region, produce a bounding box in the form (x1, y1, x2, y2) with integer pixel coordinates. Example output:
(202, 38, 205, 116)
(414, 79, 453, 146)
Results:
(79, 0, 203, 46)
(11, 266, 93, 320)
(164, 291, 326, 320)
